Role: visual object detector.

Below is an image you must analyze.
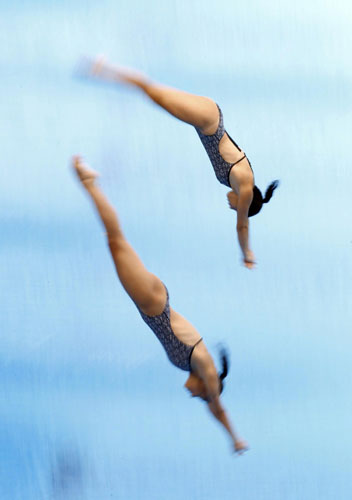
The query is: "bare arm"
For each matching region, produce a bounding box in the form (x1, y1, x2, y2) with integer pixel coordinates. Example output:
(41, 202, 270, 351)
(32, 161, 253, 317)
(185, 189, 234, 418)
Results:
(201, 367, 247, 454)
(207, 398, 242, 450)
(236, 187, 255, 269)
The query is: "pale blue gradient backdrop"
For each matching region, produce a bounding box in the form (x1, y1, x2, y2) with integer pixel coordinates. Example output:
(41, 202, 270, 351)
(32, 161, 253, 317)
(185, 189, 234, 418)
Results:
(0, 1, 351, 499)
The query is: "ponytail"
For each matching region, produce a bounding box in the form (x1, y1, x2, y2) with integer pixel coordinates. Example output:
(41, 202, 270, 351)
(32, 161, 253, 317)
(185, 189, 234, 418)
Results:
(263, 180, 279, 204)
(218, 347, 230, 393)
(248, 179, 280, 217)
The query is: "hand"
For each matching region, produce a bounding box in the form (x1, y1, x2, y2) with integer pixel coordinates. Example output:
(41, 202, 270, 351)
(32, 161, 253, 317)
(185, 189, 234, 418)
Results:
(234, 439, 249, 456)
(243, 250, 256, 269)
(227, 191, 238, 210)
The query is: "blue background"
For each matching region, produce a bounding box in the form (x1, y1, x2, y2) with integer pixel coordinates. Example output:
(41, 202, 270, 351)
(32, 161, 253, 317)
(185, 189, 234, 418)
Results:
(1, 0, 351, 498)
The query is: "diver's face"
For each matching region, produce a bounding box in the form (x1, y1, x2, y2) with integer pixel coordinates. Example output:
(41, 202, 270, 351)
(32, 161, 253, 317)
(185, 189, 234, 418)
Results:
(184, 374, 208, 401)
(227, 191, 238, 211)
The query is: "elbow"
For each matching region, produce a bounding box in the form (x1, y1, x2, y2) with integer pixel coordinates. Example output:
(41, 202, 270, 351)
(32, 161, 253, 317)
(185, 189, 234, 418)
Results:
(108, 237, 120, 250)
(236, 224, 248, 233)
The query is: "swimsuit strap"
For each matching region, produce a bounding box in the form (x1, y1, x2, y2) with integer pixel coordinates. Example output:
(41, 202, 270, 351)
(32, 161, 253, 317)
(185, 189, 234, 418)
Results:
(188, 337, 204, 369)
(193, 338, 203, 349)
(231, 153, 247, 167)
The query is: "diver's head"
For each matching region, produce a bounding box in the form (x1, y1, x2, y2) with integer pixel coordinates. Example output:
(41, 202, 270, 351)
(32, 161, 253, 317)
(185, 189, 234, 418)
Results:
(184, 348, 230, 401)
(248, 180, 279, 217)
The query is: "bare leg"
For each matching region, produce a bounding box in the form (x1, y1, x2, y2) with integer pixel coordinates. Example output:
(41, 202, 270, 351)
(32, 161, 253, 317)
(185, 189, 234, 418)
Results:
(73, 156, 166, 316)
(87, 57, 220, 134)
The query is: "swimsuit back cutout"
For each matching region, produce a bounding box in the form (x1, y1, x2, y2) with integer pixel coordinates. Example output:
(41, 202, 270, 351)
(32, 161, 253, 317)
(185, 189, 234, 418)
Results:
(136, 287, 203, 371)
(195, 105, 253, 187)
(226, 131, 254, 176)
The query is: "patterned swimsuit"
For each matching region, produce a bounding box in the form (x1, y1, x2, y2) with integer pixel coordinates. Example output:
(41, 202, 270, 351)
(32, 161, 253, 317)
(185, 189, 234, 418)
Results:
(136, 287, 202, 372)
(195, 105, 252, 187)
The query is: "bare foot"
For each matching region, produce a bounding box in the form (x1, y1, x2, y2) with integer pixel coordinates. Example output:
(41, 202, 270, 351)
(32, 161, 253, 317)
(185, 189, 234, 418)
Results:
(72, 156, 99, 186)
(78, 55, 149, 89)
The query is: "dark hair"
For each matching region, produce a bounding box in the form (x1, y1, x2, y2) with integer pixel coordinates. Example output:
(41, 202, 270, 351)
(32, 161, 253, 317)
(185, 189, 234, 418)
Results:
(218, 347, 229, 394)
(248, 180, 279, 217)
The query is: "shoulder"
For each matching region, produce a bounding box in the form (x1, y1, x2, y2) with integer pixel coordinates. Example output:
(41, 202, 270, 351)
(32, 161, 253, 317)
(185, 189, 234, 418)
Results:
(191, 342, 217, 379)
(229, 159, 253, 189)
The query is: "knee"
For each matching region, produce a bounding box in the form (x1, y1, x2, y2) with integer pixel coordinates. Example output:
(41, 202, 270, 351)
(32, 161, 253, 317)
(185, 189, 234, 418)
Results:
(204, 98, 219, 124)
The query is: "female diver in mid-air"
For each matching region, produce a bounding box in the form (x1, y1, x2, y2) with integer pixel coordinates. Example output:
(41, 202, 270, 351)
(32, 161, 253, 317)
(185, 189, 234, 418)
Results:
(82, 57, 279, 269)
(72, 155, 248, 455)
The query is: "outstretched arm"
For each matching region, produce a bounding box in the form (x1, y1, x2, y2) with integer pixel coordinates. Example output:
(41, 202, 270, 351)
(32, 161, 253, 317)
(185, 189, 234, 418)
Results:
(236, 188, 256, 269)
(197, 361, 248, 455)
(207, 399, 247, 455)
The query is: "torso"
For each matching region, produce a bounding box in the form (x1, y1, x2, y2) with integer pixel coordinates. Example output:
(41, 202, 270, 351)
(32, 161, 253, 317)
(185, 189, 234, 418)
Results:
(219, 133, 254, 194)
(137, 287, 205, 372)
(196, 105, 254, 194)
(169, 307, 215, 376)
(169, 307, 202, 347)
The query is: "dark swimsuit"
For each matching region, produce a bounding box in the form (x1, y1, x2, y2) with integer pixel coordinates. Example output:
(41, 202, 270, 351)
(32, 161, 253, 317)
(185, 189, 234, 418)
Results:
(195, 105, 253, 187)
(136, 286, 203, 372)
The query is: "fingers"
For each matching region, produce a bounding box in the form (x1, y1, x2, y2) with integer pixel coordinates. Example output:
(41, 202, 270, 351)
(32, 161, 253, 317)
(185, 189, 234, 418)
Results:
(234, 440, 249, 456)
(234, 448, 248, 456)
(243, 259, 256, 269)
(243, 250, 256, 269)
(227, 201, 235, 210)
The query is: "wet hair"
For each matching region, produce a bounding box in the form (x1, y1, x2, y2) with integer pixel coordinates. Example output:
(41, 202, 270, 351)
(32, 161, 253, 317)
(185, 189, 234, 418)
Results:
(248, 180, 279, 217)
(218, 347, 229, 394)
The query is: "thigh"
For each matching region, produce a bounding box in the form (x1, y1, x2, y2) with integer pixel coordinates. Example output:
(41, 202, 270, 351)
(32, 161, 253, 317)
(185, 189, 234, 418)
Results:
(108, 238, 166, 316)
(148, 84, 220, 132)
